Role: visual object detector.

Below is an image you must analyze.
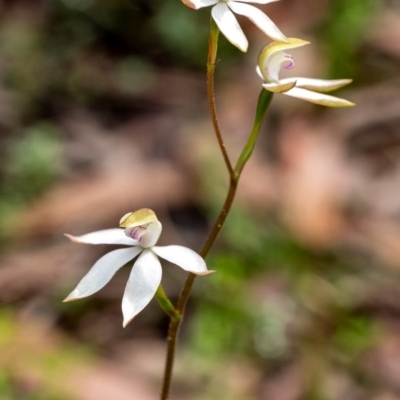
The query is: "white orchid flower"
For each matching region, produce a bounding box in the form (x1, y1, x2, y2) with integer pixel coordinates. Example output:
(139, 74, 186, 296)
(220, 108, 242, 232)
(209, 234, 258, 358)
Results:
(182, 0, 287, 52)
(257, 38, 355, 107)
(64, 209, 212, 327)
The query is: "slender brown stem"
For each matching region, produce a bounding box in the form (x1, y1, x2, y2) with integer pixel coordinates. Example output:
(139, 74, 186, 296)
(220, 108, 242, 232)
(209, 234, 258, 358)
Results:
(207, 18, 234, 178)
(178, 176, 238, 312)
(160, 20, 235, 400)
(160, 178, 237, 400)
(159, 19, 273, 400)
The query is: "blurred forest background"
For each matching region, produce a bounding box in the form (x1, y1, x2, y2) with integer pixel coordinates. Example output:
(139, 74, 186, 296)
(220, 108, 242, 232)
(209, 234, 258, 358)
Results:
(1, 0, 400, 399)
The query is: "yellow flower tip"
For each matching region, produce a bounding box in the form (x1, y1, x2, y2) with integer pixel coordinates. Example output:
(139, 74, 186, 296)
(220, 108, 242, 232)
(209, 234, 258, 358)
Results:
(119, 208, 158, 228)
(263, 37, 310, 52)
(291, 38, 311, 45)
(264, 80, 297, 93)
(317, 99, 356, 108)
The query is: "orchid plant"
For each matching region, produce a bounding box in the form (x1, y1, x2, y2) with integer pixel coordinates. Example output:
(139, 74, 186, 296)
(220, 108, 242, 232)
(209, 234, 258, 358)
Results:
(64, 1, 354, 399)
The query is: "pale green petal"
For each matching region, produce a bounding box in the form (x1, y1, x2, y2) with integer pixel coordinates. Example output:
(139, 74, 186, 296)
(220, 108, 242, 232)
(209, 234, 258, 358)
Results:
(283, 87, 355, 107)
(262, 79, 297, 93)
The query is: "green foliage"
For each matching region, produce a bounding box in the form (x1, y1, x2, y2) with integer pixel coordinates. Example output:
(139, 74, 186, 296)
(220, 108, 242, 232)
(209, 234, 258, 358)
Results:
(0, 310, 92, 400)
(5, 123, 61, 201)
(332, 315, 377, 363)
(187, 206, 379, 395)
(153, 2, 209, 67)
(0, 0, 240, 115)
(0, 371, 67, 400)
(320, 0, 380, 79)
(189, 253, 253, 358)
(0, 123, 61, 239)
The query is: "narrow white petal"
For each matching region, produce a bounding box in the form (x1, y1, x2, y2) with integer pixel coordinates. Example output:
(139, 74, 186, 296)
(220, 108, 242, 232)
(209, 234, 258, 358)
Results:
(63, 247, 142, 302)
(278, 77, 353, 93)
(212, 3, 248, 52)
(182, 0, 217, 9)
(283, 87, 355, 107)
(152, 245, 214, 276)
(237, 0, 279, 4)
(122, 250, 162, 327)
(227, 2, 287, 42)
(65, 229, 138, 246)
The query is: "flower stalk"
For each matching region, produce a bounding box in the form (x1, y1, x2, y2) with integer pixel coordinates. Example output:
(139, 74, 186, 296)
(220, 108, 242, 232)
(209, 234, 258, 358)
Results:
(155, 285, 181, 323)
(207, 18, 234, 178)
(234, 89, 273, 177)
(160, 21, 273, 400)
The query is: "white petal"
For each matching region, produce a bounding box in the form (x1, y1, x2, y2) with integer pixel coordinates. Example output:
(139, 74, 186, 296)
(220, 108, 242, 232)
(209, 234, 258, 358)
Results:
(122, 250, 162, 327)
(212, 3, 248, 52)
(181, 0, 217, 9)
(283, 87, 355, 107)
(227, 2, 287, 42)
(63, 247, 142, 302)
(65, 229, 138, 246)
(256, 66, 263, 79)
(261, 51, 294, 82)
(258, 38, 309, 81)
(138, 221, 162, 248)
(237, 0, 279, 3)
(278, 77, 353, 93)
(152, 245, 214, 276)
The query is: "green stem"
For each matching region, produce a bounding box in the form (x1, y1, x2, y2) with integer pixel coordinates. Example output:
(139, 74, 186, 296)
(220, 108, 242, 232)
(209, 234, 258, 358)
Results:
(159, 22, 273, 400)
(234, 90, 273, 178)
(155, 285, 181, 323)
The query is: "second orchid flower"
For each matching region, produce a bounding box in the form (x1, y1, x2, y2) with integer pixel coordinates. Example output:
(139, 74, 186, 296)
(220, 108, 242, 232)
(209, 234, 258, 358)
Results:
(257, 38, 355, 107)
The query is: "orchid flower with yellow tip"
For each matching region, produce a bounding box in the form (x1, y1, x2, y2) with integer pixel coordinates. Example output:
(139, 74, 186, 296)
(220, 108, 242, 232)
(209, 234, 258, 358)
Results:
(182, 0, 287, 52)
(257, 38, 355, 107)
(64, 209, 212, 327)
